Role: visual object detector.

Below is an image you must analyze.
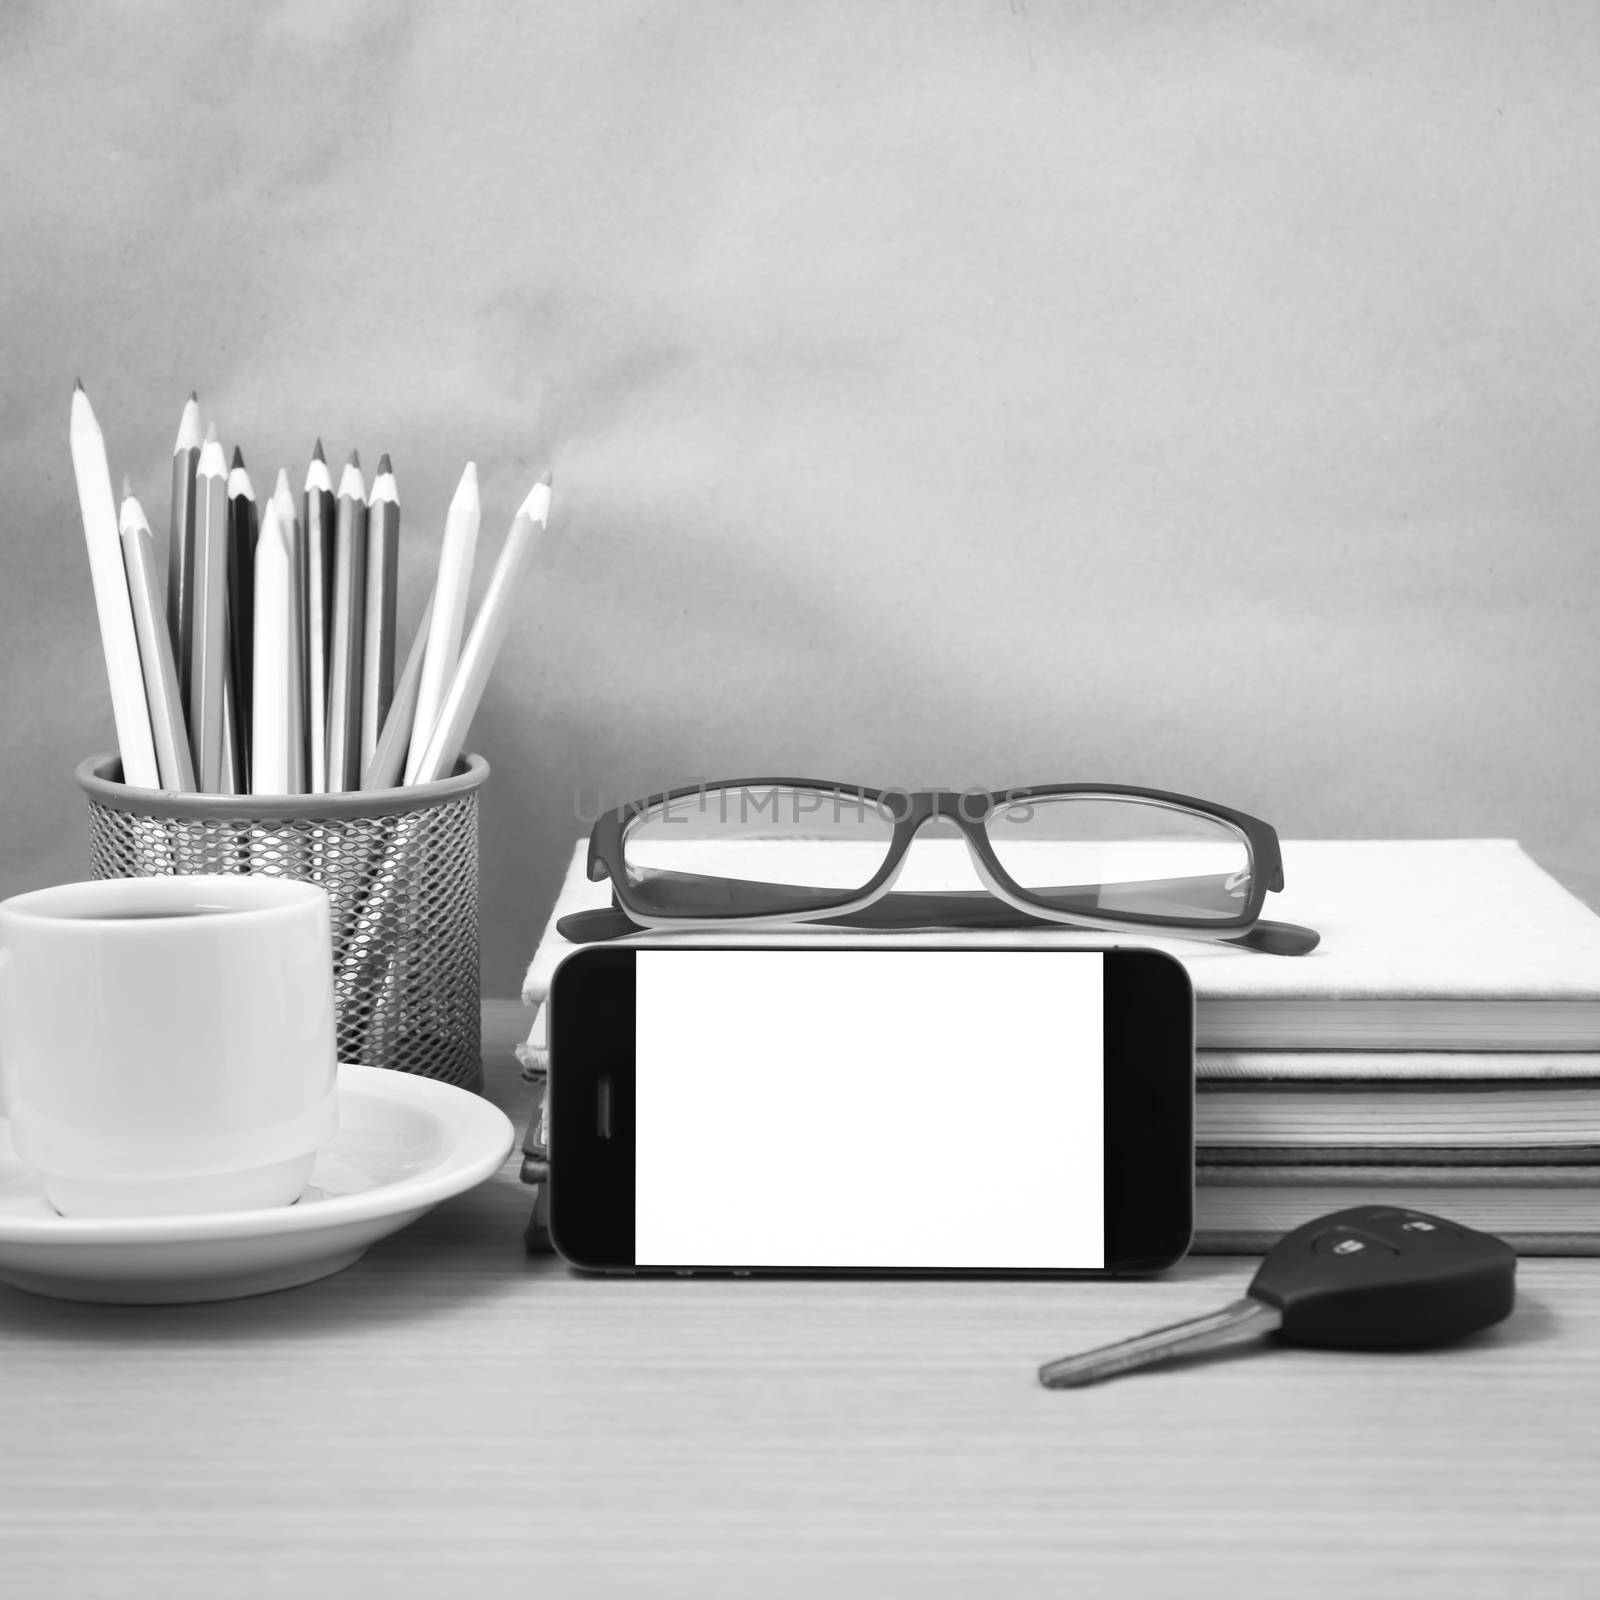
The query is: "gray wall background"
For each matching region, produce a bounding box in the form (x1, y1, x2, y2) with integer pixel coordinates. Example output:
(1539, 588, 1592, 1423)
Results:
(3, 1, 1598, 992)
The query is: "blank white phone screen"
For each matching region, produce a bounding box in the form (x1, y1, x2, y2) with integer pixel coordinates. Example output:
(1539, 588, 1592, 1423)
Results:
(634, 950, 1104, 1269)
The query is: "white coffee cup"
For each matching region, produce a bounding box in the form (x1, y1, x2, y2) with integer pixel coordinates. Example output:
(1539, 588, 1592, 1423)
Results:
(0, 875, 339, 1218)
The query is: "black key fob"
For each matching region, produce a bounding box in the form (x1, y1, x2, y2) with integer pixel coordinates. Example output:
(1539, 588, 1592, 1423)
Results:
(1246, 1205, 1517, 1350)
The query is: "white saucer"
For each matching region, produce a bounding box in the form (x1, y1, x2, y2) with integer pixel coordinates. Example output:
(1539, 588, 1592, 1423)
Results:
(0, 1065, 515, 1304)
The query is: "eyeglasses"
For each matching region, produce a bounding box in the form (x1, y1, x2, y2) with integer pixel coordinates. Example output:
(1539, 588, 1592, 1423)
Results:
(557, 781, 1320, 956)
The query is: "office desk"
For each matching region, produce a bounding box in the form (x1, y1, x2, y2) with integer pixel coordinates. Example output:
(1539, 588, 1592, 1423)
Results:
(4, 1002, 1598, 1598)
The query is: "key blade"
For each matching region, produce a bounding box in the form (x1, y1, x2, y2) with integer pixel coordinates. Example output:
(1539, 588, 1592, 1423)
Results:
(1039, 1297, 1283, 1389)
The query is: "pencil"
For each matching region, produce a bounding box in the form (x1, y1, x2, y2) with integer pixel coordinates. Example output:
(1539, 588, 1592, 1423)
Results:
(220, 676, 239, 796)
(190, 424, 230, 788)
(411, 472, 551, 784)
(226, 447, 258, 788)
(250, 498, 296, 794)
(273, 469, 306, 793)
(325, 451, 368, 792)
(406, 461, 479, 782)
(166, 392, 201, 703)
(361, 453, 400, 774)
(119, 481, 195, 792)
(362, 590, 436, 790)
(68, 383, 159, 787)
(303, 441, 335, 792)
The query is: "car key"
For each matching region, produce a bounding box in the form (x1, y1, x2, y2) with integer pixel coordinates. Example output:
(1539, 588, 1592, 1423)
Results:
(1038, 1205, 1516, 1389)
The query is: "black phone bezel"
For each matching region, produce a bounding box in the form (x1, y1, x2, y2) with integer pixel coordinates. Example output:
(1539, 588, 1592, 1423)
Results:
(546, 945, 1193, 1276)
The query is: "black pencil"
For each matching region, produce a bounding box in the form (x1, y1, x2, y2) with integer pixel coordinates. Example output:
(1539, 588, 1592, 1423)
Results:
(225, 446, 258, 786)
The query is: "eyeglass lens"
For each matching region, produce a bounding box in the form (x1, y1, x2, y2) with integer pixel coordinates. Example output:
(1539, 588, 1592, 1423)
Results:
(620, 785, 897, 917)
(985, 796, 1253, 922)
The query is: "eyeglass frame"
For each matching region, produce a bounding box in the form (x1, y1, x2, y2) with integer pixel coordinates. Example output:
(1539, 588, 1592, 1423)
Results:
(582, 779, 1314, 953)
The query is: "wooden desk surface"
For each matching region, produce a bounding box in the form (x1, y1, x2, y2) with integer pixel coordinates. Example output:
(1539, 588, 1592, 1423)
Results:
(4, 1001, 1599, 1598)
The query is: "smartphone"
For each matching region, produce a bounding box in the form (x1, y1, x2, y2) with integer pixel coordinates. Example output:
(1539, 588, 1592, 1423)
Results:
(546, 945, 1193, 1276)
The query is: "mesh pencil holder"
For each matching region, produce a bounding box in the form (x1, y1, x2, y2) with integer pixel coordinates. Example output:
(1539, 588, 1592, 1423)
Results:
(76, 753, 490, 1092)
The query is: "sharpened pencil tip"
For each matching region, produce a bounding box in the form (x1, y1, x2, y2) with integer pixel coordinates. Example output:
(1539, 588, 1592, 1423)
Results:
(121, 475, 132, 499)
(231, 446, 244, 469)
(188, 390, 197, 403)
(205, 420, 219, 443)
(74, 377, 84, 393)
(517, 477, 552, 520)
(378, 453, 392, 474)
(313, 438, 326, 462)
(175, 395, 202, 451)
(348, 449, 361, 470)
(538, 470, 552, 487)
(448, 461, 479, 511)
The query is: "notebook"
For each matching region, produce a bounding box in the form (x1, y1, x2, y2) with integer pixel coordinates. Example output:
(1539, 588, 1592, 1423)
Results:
(521, 838, 1600, 1054)
(1196, 1075, 1600, 1152)
(1194, 1165, 1600, 1254)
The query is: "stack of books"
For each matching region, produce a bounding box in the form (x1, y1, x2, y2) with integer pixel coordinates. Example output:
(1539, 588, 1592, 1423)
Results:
(520, 839, 1600, 1253)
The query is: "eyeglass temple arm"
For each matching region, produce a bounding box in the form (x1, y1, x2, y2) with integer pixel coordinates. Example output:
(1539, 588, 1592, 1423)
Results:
(596, 864, 1276, 922)
(1226, 918, 1318, 955)
(555, 893, 1320, 955)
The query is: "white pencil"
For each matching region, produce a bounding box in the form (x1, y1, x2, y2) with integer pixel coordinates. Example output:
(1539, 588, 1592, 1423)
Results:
(68, 383, 159, 786)
(361, 455, 400, 774)
(303, 442, 335, 792)
(273, 469, 306, 792)
(405, 461, 479, 782)
(411, 473, 551, 784)
(251, 499, 296, 794)
(119, 483, 195, 792)
(325, 452, 368, 792)
(167, 392, 201, 703)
